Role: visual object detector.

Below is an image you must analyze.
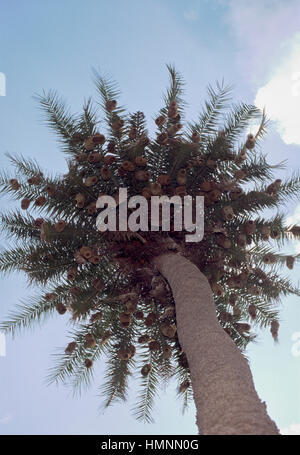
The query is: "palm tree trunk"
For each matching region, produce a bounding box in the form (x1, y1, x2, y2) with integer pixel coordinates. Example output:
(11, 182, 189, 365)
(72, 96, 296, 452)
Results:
(153, 252, 279, 435)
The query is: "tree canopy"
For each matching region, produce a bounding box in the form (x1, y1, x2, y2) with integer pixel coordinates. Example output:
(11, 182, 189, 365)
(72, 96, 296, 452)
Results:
(1, 66, 300, 422)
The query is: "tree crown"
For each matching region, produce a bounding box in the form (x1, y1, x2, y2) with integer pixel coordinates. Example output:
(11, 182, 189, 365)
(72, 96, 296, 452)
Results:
(1, 66, 300, 421)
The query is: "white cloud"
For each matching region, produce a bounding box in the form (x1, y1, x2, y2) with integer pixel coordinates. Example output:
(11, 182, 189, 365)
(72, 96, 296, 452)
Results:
(281, 422, 300, 435)
(183, 9, 198, 22)
(293, 241, 300, 255)
(255, 33, 300, 146)
(285, 204, 300, 253)
(286, 204, 300, 227)
(226, 1, 300, 145)
(0, 413, 13, 425)
(226, 0, 300, 82)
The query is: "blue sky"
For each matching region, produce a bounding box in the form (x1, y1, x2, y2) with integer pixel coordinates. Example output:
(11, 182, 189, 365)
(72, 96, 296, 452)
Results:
(0, 0, 300, 435)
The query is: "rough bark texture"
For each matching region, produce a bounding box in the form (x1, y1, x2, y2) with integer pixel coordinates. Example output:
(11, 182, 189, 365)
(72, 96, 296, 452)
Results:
(153, 253, 280, 435)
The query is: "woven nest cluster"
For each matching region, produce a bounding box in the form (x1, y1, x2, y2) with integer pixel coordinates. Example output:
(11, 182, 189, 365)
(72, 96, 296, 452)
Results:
(9, 99, 291, 366)
(3, 71, 299, 401)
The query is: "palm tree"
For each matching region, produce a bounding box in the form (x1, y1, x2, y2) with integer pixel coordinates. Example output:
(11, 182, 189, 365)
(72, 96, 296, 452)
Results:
(1, 66, 300, 434)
